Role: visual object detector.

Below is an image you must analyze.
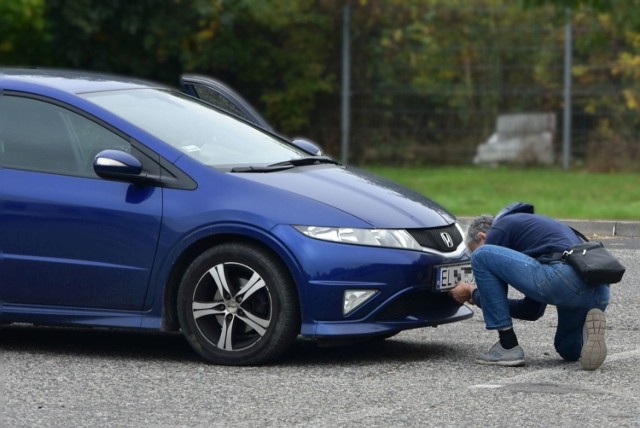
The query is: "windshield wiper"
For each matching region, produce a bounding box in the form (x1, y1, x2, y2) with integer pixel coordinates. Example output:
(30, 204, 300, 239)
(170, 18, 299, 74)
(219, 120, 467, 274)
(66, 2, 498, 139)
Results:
(230, 164, 294, 173)
(230, 156, 340, 173)
(268, 156, 341, 168)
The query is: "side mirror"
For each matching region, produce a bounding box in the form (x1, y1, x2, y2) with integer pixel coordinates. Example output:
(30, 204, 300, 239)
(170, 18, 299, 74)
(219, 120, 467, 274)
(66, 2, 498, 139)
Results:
(93, 149, 144, 181)
(291, 138, 323, 156)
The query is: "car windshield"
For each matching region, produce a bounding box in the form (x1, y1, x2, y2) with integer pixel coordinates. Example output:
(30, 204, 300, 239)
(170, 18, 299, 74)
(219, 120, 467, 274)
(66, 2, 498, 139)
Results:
(82, 88, 306, 168)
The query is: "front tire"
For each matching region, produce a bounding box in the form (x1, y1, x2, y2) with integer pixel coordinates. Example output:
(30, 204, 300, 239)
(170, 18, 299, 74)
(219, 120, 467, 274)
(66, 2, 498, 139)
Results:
(177, 243, 300, 365)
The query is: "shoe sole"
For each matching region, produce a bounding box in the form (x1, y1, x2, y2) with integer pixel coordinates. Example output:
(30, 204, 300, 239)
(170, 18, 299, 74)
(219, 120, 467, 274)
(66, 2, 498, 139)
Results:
(475, 358, 525, 367)
(581, 308, 607, 371)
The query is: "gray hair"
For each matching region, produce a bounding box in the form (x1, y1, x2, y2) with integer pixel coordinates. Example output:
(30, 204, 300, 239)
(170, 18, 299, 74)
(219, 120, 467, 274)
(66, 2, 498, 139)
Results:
(465, 215, 494, 247)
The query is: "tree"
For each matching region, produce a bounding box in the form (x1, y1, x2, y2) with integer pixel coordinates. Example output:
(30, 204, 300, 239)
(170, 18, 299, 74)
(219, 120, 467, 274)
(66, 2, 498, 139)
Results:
(185, 0, 338, 134)
(3, 0, 638, 168)
(522, 0, 640, 170)
(0, 0, 48, 65)
(42, 0, 221, 83)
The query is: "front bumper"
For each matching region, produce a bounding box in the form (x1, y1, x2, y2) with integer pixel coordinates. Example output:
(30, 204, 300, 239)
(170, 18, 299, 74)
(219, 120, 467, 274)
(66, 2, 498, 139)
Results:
(272, 225, 474, 338)
(310, 289, 474, 337)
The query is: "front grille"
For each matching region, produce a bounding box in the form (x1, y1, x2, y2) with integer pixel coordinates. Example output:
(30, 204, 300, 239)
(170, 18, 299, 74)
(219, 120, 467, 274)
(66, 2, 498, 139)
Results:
(407, 224, 462, 253)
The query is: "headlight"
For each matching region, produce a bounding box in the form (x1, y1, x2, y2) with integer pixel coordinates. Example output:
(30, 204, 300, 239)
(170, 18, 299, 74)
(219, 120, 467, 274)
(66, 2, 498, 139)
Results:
(293, 226, 423, 251)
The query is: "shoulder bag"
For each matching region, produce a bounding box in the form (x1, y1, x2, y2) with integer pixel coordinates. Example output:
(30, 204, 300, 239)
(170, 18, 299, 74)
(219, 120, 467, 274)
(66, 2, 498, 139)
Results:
(562, 229, 626, 285)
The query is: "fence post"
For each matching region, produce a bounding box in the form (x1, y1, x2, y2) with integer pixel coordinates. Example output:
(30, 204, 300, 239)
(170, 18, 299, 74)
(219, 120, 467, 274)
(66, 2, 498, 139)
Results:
(563, 8, 572, 170)
(341, 1, 351, 165)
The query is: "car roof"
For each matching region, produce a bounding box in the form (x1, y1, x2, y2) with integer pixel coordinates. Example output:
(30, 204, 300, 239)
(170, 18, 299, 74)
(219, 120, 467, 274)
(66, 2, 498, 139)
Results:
(0, 68, 166, 94)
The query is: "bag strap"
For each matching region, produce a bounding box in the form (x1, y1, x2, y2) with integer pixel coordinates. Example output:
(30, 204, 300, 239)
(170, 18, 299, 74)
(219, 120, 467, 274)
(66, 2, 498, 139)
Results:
(543, 226, 589, 262)
(538, 225, 589, 263)
(570, 226, 589, 243)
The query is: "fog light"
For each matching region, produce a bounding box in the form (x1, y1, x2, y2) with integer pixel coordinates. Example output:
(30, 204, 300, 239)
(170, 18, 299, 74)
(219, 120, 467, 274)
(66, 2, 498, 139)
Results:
(343, 289, 377, 315)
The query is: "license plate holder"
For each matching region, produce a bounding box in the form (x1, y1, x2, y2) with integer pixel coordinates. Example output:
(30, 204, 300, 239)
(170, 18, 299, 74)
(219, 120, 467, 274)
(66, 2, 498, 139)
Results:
(435, 262, 474, 292)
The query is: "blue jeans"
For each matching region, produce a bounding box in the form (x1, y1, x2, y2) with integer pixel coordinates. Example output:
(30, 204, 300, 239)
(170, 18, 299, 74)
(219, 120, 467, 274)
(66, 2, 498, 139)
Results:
(472, 244, 610, 361)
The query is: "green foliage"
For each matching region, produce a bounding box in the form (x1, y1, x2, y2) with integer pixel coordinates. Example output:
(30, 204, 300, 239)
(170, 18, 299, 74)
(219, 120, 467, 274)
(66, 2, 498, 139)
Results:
(348, 0, 571, 163)
(0, 0, 47, 64)
(2, 0, 639, 169)
(568, 2, 640, 156)
(40, 0, 221, 83)
(185, 0, 337, 133)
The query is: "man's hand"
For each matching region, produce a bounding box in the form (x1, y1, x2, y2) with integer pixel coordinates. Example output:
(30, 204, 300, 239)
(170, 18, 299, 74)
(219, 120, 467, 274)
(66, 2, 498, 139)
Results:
(449, 282, 476, 305)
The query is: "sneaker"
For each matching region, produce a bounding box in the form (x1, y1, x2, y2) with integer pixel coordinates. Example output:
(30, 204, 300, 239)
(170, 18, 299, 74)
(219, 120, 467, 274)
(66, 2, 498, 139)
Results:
(581, 308, 607, 370)
(476, 341, 525, 367)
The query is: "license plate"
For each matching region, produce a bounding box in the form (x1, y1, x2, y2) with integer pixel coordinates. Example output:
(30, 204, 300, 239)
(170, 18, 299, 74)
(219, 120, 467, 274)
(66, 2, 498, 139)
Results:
(435, 263, 475, 291)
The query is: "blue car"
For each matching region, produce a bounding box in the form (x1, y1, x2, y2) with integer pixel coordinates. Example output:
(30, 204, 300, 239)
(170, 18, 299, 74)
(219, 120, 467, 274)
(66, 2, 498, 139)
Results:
(0, 69, 473, 365)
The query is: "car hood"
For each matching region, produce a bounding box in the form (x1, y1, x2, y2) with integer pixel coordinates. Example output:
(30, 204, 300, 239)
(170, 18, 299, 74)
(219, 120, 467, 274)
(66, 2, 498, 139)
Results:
(235, 165, 455, 229)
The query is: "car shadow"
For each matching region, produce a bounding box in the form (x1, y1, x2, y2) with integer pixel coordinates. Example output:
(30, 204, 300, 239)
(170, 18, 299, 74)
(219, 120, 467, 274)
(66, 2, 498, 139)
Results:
(280, 336, 470, 367)
(0, 324, 465, 366)
(0, 324, 200, 363)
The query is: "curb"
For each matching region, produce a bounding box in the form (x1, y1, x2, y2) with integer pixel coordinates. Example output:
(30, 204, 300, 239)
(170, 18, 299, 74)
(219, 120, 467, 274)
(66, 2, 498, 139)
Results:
(457, 217, 640, 238)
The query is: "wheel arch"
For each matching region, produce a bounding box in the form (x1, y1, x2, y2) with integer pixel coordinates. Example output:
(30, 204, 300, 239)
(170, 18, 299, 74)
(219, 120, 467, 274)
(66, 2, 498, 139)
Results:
(162, 232, 303, 333)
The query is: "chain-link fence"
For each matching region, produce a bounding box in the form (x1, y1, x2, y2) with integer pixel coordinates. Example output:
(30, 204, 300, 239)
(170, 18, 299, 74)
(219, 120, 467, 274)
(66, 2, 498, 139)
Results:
(315, 3, 639, 171)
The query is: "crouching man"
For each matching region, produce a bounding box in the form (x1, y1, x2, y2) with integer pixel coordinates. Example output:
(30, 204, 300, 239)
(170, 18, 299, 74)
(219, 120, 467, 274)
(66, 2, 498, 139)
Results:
(450, 203, 609, 370)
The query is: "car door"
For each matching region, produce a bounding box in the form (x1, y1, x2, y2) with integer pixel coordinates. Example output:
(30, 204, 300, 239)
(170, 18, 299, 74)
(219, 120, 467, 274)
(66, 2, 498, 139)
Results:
(180, 74, 274, 132)
(0, 94, 162, 311)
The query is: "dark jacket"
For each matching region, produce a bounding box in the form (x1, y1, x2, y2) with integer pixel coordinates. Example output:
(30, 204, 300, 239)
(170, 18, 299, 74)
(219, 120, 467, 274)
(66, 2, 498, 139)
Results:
(469, 203, 580, 315)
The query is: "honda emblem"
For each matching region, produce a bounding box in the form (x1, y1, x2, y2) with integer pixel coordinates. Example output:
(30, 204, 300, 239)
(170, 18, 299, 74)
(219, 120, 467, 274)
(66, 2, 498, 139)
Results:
(440, 232, 454, 248)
